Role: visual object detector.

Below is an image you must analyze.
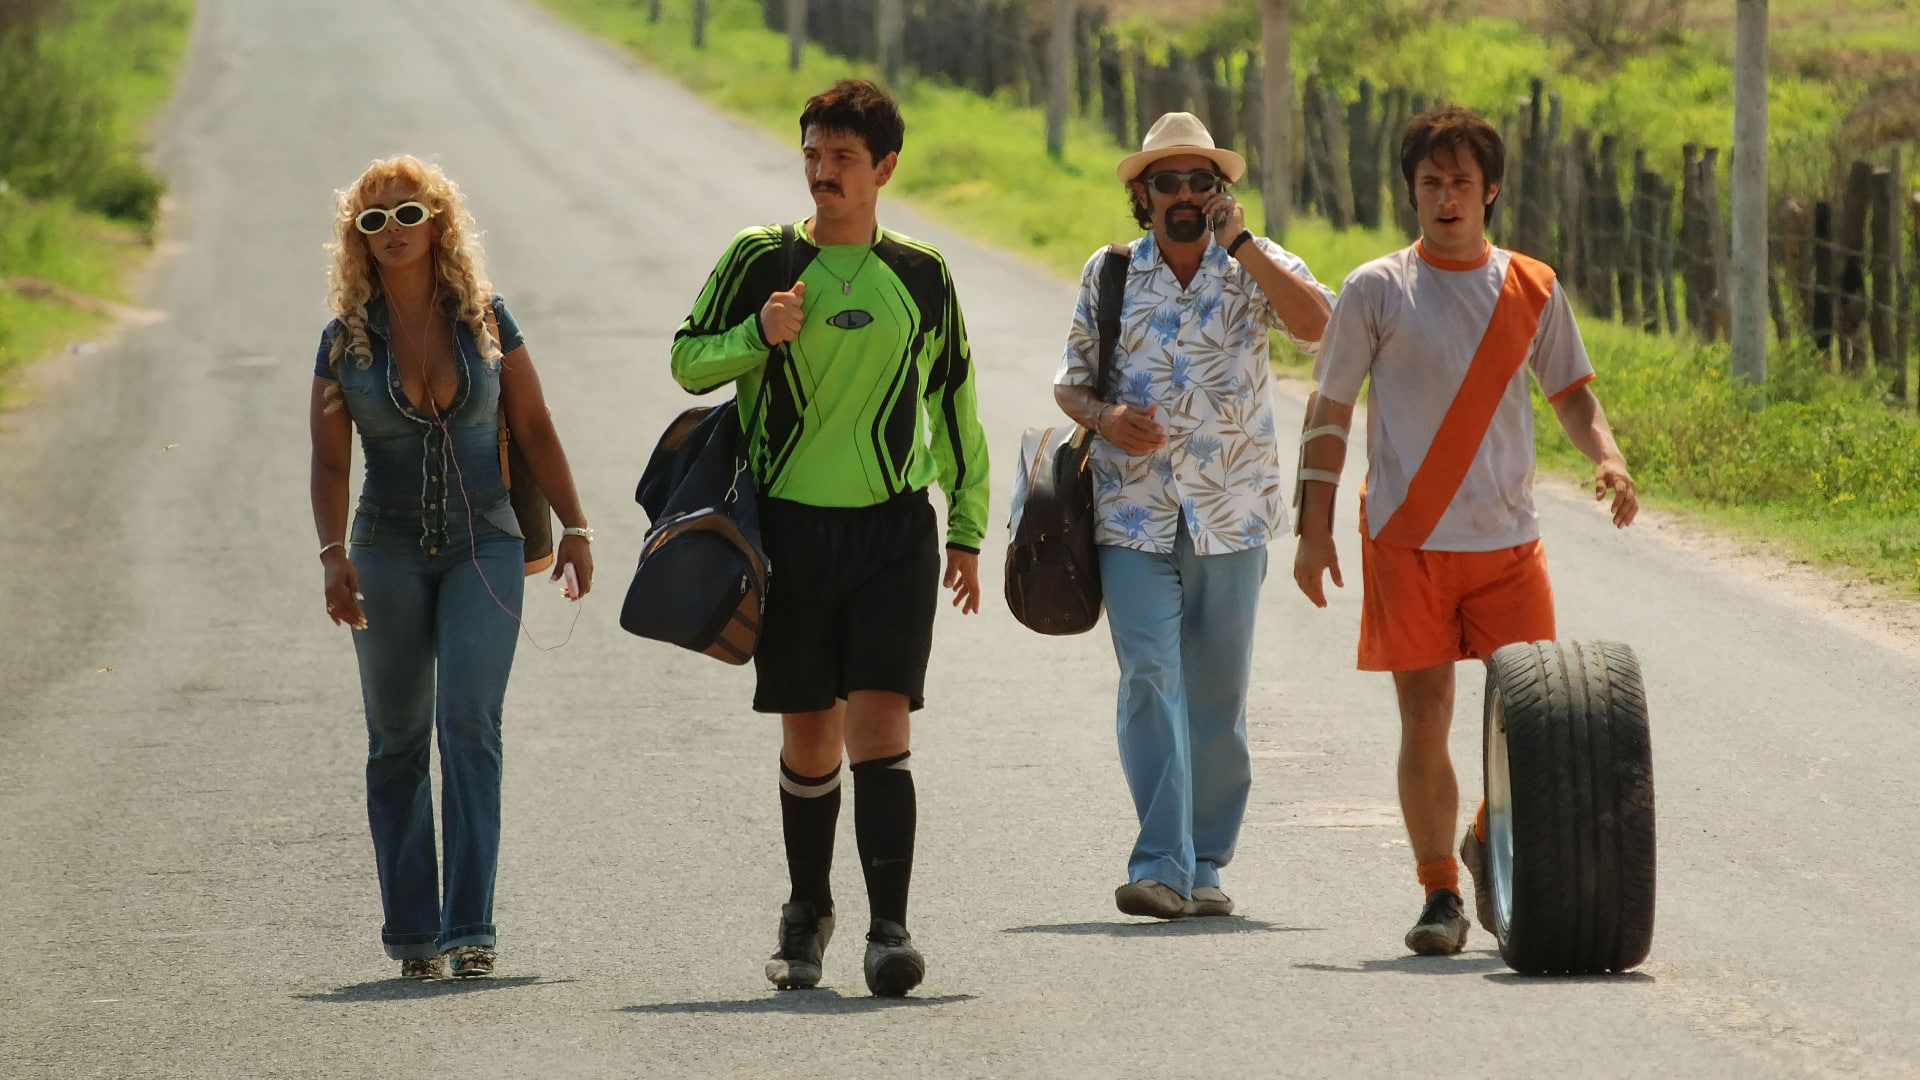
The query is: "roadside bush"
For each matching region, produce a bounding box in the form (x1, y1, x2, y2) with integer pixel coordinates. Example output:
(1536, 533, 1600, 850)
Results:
(0, 1, 179, 227)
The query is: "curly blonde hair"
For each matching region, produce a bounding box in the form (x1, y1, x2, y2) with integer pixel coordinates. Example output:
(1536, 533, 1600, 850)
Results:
(323, 155, 500, 378)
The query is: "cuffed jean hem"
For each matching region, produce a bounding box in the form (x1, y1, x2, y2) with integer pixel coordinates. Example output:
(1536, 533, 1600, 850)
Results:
(1129, 858, 1194, 898)
(439, 924, 497, 952)
(382, 931, 442, 960)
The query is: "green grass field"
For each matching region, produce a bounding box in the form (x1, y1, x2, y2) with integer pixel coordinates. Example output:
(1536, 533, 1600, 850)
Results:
(541, 0, 1918, 595)
(0, 0, 193, 407)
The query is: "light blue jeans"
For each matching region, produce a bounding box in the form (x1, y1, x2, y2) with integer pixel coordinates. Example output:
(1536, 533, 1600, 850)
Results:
(1097, 525, 1266, 897)
(347, 502, 523, 959)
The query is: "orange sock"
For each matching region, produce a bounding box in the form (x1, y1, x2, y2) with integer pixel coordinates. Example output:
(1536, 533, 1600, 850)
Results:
(1417, 857, 1459, 897)
(1473, 800, 1488, 843)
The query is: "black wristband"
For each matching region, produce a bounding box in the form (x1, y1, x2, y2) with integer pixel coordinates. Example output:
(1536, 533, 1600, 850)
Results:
(1227, 229, 1255, 258)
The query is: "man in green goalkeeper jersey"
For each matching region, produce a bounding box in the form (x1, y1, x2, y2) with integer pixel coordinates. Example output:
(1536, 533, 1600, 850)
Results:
(670, 79, 989, 998)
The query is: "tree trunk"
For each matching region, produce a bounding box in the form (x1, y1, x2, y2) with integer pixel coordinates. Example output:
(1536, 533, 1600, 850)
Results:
(1260, 0, 1292, 238)
(1045, 0, 1073, 159)
(787, 0, 807, 69)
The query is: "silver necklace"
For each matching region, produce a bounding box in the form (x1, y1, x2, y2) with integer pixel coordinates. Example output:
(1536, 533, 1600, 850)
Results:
(823, 242, 875, 295)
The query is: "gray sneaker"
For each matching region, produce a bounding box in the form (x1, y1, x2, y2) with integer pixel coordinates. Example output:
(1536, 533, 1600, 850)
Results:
(1459, 828, 1495, 934)
(1404, 889, 1470, 955)
(1188, 886, 1234, 917)
(862, 919, 925, 997)
(1114, 879, 1189, 919)
(766, 901, 834, 990)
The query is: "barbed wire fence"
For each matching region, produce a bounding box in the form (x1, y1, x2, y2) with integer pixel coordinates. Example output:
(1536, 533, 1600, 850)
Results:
(727, 0, 1918, 409)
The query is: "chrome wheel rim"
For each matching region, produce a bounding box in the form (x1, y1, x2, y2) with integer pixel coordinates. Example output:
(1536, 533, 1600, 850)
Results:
(1486, 689, 1516, 942)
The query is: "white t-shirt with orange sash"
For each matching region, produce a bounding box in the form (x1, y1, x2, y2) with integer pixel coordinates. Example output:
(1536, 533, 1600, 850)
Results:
(1314, 241, 1595, 553)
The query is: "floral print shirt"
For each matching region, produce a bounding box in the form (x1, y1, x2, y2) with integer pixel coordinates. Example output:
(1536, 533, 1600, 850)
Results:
(1053, 231, 1334, 555)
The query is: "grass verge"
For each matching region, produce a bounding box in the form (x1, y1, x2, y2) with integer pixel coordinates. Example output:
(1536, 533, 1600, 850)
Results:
(0, 0, 194, 408)
(539, 0, 1919, 595)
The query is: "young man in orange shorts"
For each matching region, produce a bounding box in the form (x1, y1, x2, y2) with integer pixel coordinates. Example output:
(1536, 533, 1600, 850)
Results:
(1291, 105, 1639, 954)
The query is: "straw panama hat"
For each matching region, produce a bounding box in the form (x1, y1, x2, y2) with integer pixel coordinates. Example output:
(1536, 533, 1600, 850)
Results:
(1117, 112, 1247, 184)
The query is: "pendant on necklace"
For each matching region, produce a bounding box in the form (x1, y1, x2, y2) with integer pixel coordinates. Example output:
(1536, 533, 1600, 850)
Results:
(842, 281, 852, 295)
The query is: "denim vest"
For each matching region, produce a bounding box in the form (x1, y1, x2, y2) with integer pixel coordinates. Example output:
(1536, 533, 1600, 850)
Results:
(314, 295, 526, 555)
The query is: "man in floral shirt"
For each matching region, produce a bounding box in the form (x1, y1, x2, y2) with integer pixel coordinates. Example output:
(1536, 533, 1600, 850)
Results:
(1053, 112, 1335, 919)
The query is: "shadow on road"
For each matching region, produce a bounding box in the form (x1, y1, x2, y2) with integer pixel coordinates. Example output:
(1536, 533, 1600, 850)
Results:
(1002, 919, 1318, 936)
(294, 975, 574, 1002)
(1295, 953, 1510, 976)
(1484, 970, 1657, 986)
(622, 991, 978, 1015)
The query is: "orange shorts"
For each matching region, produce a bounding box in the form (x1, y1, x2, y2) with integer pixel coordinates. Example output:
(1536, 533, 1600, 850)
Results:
(1357, 525, 1556, 673)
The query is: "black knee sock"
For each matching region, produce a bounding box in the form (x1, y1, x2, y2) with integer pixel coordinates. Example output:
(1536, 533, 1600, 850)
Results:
(779, 759, 841, 911)
(852, 751, 916, 928)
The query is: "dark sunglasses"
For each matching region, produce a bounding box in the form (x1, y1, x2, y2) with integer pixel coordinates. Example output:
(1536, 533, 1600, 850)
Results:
(1144, 169, 1223, 196)
(354, 201, 431, 234)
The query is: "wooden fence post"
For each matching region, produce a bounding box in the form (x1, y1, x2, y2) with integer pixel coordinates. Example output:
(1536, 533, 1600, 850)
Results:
(1310, 74, 1353, 229)
(1678, 145, 1700, 334)
(1701, 147, 1734, 340)
(1598, 136, 1626, 322)
(1836, 159, 1873, 373)
(1205, 52, 1237, 158)
(1348, 79, 1381, 230)
(1075, 10, 1099, 117)
(1633, 162, 1659, 332)
(1778, 197, 1811, 334)
(1869, 167, 1897, 374)
(1099, 33, 1127, 147)
(878, 0, 903, 84)
(1132, 50, 1153, 146)
(1514, 79, 1549, 259)
(1536, 90, 1563, 260)
(1654, 175, 1679, 334)
(1896, 189, 1912, 407)
(1812, 200, 1835, 358)
(1586, 135, 1618, 319)
(1560, 131, 1589, 291)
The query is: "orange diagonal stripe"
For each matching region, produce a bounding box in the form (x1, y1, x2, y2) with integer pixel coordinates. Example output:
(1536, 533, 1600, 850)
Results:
(1375, 254, 1556, 549)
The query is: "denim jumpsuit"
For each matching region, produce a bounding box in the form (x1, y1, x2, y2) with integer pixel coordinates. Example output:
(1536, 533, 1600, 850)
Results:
(313, 296, 526, 960)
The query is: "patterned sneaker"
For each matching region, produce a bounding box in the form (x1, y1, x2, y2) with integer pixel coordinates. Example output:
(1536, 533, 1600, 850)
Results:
(1404, 889, 1470, 955)
(446, 946, 495, 978)
(862, 919, 925, 997)
(399, 956, 444, 980)
(1459, 828, 1496, 935)
(1188, 886, 1234, 918)
(765, 901, 834, 990)
(1114, 879, 1189, 919)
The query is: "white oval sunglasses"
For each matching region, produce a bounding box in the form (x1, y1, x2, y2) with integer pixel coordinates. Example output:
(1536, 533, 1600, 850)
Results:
(354, 201, 431, 234)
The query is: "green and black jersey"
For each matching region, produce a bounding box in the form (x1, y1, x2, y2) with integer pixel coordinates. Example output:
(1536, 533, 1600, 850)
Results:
(671, 221, 991, 551)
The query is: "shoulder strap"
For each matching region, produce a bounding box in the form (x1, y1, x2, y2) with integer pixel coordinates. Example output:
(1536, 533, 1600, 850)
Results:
(490, 300, 512, 484)
(740, 224, 798, 476)
(1373, 252, 1556, 548)
(1094, 243, 1131, 402)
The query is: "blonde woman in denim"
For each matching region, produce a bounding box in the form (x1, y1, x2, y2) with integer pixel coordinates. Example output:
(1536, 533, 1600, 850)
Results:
(308, 156, 594, 980)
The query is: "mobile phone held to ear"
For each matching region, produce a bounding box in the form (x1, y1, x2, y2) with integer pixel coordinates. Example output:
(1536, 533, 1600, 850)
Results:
(1209, 206, 1229, 231)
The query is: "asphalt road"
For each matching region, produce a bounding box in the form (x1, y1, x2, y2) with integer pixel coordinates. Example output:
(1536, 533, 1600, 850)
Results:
(3, 1, 1918, 1076)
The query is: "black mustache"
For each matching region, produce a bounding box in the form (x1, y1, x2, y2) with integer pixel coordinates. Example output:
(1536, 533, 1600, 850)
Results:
(812, 182, 842, 194)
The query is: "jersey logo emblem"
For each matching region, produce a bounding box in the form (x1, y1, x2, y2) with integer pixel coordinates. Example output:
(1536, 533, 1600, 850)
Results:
(826, 309, 873, 330)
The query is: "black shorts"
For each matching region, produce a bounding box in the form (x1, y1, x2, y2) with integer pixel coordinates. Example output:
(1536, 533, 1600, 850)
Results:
(752, 489, 942, 714)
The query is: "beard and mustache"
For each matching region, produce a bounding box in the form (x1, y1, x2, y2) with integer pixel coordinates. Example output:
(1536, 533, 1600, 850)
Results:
(1163, 202, 1208, 243)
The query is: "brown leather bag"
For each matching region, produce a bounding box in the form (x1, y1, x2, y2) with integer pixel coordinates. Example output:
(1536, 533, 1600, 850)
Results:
(489, 305, 555, 577)
(1004, 244, 1130, 636)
